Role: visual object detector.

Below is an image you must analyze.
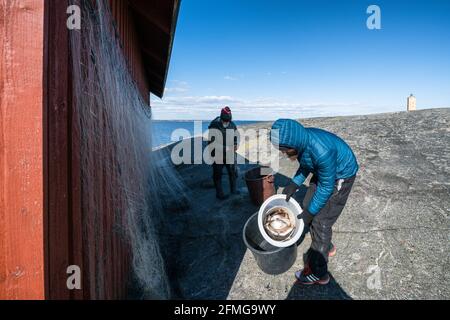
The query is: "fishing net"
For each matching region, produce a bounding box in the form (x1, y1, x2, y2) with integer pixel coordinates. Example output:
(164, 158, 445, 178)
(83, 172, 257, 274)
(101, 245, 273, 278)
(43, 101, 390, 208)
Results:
(69, 0, 187, 298)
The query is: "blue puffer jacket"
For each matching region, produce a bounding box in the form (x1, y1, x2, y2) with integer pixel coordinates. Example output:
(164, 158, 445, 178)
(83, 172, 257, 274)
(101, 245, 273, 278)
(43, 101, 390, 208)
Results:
(271, 119, 358, 215)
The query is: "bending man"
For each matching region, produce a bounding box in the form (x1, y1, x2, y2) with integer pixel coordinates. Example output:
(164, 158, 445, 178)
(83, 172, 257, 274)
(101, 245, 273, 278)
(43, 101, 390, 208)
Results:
(271, 119, 358, 285)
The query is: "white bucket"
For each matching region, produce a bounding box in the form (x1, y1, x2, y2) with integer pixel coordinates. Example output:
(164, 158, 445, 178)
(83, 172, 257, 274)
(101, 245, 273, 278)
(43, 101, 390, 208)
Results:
(257, 194, 304, 248)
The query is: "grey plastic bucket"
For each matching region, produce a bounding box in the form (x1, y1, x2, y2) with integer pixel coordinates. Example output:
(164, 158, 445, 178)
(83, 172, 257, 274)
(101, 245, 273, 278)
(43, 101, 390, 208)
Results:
(242, 212, 297, 275)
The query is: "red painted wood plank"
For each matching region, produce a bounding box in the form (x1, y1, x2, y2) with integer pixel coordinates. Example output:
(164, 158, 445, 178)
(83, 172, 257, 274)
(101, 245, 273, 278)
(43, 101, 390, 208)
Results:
(66, 2, 84, 301)
(44, 0, 74, 300)
(0, 0, 46, 299)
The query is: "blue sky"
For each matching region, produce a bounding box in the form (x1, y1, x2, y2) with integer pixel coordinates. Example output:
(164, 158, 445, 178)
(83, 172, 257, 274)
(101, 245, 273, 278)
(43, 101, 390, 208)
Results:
(151, 0, 450, 120)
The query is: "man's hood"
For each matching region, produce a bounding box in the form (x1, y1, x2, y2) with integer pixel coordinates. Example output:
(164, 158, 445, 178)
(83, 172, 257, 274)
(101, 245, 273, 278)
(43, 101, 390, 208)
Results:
(271, 119, 309, 152)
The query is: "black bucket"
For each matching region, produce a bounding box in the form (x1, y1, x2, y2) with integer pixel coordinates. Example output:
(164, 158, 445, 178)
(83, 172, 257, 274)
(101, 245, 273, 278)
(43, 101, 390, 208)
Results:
(242, 213, 297, 275)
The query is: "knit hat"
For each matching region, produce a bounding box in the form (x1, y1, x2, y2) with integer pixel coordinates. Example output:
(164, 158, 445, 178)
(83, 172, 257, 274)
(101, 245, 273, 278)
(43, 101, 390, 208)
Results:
(220, 106, 232, 122)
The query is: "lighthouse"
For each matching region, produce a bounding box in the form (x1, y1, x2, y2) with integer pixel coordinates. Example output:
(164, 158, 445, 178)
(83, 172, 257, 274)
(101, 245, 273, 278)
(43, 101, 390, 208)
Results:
(407, 94, 416, 111)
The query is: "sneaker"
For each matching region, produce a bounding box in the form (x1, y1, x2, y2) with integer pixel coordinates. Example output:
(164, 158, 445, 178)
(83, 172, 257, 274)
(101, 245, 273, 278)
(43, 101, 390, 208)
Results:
(295, 268, 330, 285)
(328, 243, 337, 257)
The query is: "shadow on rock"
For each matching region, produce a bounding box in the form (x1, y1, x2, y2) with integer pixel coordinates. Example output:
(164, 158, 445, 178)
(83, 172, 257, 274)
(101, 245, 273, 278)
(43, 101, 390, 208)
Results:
(164, 162, 259, 299)
(286, 273, 352, 300)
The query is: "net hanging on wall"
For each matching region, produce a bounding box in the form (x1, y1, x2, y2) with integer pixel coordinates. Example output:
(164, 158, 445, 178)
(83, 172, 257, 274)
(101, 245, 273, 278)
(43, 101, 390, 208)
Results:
(69, 0, 187, 299)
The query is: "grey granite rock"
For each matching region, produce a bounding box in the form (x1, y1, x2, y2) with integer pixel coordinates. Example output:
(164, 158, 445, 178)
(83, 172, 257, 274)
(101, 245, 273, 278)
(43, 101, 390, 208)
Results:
(159, 108, 450, 300)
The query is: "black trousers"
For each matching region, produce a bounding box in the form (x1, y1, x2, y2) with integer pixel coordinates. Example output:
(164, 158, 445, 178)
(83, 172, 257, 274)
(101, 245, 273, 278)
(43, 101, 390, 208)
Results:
(212, 163, 237, 195)
(302, 175, 356, 277)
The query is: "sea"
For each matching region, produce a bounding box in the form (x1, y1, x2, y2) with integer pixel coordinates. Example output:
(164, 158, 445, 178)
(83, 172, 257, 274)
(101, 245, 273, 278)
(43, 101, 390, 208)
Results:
(151, 120, 261, 148)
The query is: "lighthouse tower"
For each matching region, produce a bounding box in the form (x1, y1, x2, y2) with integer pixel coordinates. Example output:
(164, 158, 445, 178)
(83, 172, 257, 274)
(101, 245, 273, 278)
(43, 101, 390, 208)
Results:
(407, 94, 416, 111)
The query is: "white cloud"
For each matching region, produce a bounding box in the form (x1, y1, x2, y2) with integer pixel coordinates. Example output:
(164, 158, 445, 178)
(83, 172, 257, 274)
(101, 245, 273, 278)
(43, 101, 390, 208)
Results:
(150, 94, 400, 120)
(170, 80, 189, 86)
(164, 80, 190, 94)
(159, 95, 241, 106)
(224, 75, 238, 81)
(165, 87, 189, 93)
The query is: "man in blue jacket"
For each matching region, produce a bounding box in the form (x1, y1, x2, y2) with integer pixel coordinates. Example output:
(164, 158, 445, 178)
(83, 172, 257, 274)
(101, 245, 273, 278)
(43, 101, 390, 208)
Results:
(271, 119, 358, 285)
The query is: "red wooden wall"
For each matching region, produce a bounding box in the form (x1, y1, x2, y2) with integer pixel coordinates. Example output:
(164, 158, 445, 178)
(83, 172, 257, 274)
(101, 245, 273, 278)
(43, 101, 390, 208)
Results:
(110, 0, 150, 102)
(45, 0, 151, 299)
(0, 0, 46, 299)
(1, 0, 152, 299)
(44, 0, 84, 300)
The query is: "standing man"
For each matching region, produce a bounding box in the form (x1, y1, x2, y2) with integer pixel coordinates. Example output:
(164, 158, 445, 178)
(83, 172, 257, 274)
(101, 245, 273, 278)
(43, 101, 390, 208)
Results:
(208, 107, 239, 200)
(271, 119, 358, 285)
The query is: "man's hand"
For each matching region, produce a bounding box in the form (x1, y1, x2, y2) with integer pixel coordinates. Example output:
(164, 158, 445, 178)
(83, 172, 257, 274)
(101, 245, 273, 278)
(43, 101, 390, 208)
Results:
(298, 209, 314, 226)
(282, 182, 299, 202)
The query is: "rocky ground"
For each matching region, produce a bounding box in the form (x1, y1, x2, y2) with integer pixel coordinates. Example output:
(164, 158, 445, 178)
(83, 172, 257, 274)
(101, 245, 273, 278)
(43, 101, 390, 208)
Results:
(158, 108, 450, 300)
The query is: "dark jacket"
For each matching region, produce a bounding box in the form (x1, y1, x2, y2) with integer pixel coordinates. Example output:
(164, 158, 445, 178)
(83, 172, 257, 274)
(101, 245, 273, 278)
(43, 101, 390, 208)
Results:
(208, 117, 238, 147)
(271, 119, 358, 215)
